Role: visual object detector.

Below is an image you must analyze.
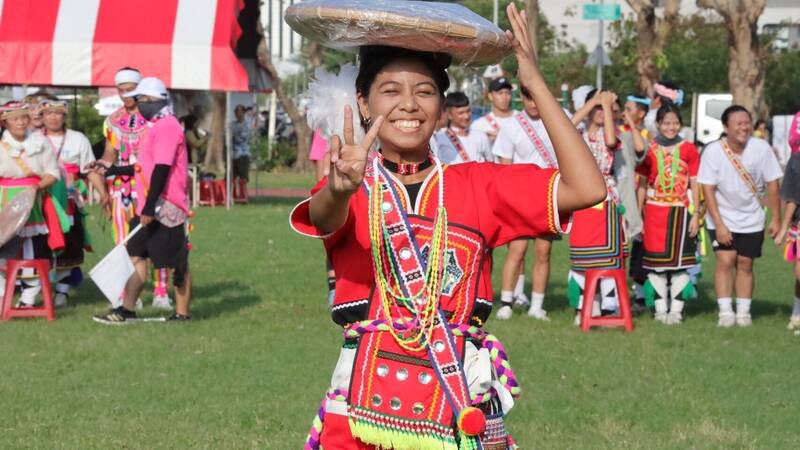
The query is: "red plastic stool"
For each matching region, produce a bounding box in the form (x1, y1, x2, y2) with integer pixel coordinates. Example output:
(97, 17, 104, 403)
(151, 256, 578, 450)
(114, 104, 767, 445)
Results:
(233, 178, 248, 204)
(2, 259, 55, 321)
(213, 180, 227, 205)
(199, 180, 216, 206)
(579, 268, 633, 333)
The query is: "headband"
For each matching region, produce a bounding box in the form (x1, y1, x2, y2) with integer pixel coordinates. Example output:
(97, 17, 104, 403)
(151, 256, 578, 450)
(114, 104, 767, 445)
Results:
(0, 102, 30, 120)
(654, 83, 684, 106)
(41, 100, 68, 113)
(114, 69, 142, 86)
(627, 95, 651, 106)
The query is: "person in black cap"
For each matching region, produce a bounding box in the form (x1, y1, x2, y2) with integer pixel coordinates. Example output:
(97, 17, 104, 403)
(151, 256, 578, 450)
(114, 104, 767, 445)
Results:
(471, 77, 516, 143)
(432, 92, 492, 164)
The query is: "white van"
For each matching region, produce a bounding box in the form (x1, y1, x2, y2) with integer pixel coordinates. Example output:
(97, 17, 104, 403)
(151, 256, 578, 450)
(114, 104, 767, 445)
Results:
(691, 93, 732, 146)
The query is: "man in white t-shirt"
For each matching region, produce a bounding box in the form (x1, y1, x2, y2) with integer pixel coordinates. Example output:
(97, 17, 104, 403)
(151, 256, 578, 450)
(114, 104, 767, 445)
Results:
(472, 77, 517, 143)
(698, 105, 782, 328)
(492, 85, 564, 321)
(433, 92, 492, 164)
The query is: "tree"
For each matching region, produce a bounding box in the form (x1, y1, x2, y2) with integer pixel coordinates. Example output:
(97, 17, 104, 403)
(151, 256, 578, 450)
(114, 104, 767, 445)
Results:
(625, 0, 681, 94)
(256, 36, 314, 171)
(696, 0, 768, 119)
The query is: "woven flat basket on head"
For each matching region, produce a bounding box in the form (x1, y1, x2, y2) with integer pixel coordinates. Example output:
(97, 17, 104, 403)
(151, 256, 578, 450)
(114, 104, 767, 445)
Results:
(284, 0, 512, 66)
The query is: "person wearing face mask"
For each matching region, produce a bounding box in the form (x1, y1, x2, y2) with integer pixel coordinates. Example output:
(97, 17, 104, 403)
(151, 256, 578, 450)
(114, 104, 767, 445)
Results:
(92, 77, 191, 324)
(37, 99, 109, 308)
(432, 92, 492, 164)
(103, 67, 173, 311)
(0, 101, 63, 308)
(631, 104, 700, 325)
(698, 105, 782, 328)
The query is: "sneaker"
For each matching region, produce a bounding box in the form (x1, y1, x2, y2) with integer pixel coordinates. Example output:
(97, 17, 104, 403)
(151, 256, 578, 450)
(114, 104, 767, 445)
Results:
(666, 311, 683, 325)
(495, 305, 513, 320)
(735, 313, 752, 327)
(54, 292, 69, 309)
(717, 312, 736, 328)
(527, 307, 550, 321)
(166, 313, 192, 322)
(513, 292, 531, 309)
(787, 316, 800, 331)
(152, 295, 174, 311)
(93, 306, 138, 325)
(135, 298, 144, 311)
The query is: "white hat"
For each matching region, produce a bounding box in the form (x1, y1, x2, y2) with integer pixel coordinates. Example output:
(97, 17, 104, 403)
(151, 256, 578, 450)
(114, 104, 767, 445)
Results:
(572, 85, 594, 111)
(123, 77, 168, 99)
(114, 68, 142, 86)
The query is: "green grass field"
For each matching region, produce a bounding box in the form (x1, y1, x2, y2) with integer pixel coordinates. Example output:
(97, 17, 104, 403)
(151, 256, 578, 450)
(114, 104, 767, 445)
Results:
(1, 179, 799, 449)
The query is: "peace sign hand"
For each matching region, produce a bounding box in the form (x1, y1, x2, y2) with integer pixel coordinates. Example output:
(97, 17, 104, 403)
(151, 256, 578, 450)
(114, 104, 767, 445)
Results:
(325, 105, 384, 196)
(505, 3, 540, 93)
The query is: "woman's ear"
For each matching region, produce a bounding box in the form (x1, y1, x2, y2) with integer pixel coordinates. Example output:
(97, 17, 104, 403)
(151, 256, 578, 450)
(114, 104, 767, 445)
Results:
(356, 94, 370, 122)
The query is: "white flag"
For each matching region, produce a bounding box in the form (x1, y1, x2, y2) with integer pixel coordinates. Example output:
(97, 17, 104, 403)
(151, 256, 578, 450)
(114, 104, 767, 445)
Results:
(89, 225, 142, 304)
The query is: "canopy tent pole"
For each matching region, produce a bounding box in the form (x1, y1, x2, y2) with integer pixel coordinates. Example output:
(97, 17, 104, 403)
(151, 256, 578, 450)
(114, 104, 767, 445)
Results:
(226, 92, 233, 210)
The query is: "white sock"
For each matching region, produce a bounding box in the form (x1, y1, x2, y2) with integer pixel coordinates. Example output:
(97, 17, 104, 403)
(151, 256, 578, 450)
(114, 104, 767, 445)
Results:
(670, 300, 685, 314)
(793, 297, 800, 317)
(736, 298, 751, 315)
(513, 275, 525, 296)
(717, 297, 733, 314)
(654, 299, 668, 314)
(500, 290, 513, 306)
(530, 292, 545, 311)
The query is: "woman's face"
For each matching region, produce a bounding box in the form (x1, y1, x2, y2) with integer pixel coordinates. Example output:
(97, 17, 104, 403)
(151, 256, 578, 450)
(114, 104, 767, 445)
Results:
(5, 114, 30, 138)
(43, 109, 65, 132)
(658, 112, 682, 140)
(589, 105, 604, 127)
(357, 58, 442, 153)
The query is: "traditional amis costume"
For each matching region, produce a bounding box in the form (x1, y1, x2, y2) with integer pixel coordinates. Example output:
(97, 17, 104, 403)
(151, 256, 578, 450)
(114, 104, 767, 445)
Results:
(636, 136, 700, 324)
(780, 152, 800, 331)
(0, 102, 64, 307)
(567, 126, 624, 316)
(286, 1, 570, 448)
(105, 68, 171, 309)
(38, 100, 98, 306)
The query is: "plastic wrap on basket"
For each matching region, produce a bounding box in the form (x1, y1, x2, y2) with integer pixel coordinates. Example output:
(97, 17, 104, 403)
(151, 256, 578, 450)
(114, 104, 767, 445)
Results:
(284, 0, 512, 66)
(0, 188, 35, 248)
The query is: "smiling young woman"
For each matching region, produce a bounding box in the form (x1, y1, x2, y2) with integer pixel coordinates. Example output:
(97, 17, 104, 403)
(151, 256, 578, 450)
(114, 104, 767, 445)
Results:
(289, 2, 606, 449)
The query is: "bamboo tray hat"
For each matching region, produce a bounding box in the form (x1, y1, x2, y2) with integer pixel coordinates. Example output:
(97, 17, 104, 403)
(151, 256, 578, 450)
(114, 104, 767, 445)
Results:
(284, 0, 512, 66)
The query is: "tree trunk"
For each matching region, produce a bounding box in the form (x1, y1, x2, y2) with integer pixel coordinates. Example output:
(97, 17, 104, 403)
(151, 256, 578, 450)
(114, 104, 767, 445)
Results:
(697, 0, 768, 119)
(526, 0, 539, 56)
(256, 38, 313, 171)
(307, 41, 324, 70)
(204, 92, 226, 174)
(627, 0, 680, 95)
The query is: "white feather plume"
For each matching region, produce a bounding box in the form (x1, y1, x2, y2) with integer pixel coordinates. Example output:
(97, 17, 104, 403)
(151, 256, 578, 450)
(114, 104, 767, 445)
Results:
(305, 63, 365, 144)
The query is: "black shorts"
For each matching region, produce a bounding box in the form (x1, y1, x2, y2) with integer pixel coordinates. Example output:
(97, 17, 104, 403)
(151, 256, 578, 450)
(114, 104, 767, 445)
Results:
(708, 228, 764, 259)
(127, 218, 189, 285)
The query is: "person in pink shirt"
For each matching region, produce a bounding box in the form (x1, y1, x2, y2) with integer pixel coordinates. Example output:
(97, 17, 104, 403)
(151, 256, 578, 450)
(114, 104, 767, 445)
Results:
(790, 111, 800, 154)
(91, 77, 192, 324)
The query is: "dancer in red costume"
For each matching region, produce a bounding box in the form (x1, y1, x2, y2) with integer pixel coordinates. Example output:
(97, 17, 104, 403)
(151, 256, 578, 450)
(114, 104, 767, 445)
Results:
(289, 2, 607, 448)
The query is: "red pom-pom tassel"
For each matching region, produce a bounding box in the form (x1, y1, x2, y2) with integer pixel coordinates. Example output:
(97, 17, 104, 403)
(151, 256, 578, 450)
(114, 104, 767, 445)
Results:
(457, 407, 486, 436)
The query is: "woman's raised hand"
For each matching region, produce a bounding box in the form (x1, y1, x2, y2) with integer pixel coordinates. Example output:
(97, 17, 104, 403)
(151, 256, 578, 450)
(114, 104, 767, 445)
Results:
(325, 105, 384, 196)
(505, 3, 540, 93)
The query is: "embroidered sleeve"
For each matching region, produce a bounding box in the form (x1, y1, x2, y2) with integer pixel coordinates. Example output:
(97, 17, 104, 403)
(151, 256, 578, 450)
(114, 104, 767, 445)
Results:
(289, 178, 355, 244)
(478, 163, 572, 248)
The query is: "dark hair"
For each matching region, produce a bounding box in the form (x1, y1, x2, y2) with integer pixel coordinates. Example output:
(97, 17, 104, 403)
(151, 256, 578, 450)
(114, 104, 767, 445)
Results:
(520, 85, 532, 100)
(181, 114, 198, 130)
(655, 80, 679, 105)
(631, 99, 649, 114)
(444, 92, 469, 109)
(585, 88, 598, 104)
(721, 105, 751, 126)
(355, 46, 450, 98)
(118, 66, 139, 72)
(656, 103, 683, 126)
(755, 119, 767, 129)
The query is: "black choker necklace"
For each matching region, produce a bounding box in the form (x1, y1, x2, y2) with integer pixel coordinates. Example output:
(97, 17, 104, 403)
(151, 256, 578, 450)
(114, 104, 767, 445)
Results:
(380, 153, 434, 175)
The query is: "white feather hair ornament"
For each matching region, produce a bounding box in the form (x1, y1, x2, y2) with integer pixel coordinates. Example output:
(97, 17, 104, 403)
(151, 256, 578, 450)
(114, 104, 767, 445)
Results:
(305, 63, 365, 144)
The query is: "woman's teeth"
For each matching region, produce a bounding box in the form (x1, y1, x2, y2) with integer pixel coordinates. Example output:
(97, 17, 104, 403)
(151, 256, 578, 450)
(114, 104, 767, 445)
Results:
(393, 120, 420, 130)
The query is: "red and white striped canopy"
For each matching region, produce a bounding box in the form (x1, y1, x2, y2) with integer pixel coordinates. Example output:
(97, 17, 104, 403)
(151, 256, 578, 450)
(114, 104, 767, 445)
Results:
(0, 0, 250, 91)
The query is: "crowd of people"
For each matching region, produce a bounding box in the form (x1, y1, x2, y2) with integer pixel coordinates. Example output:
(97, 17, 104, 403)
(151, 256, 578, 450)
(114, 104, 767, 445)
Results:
(422, 74, 798, 330)
(0, 68, 193, 324)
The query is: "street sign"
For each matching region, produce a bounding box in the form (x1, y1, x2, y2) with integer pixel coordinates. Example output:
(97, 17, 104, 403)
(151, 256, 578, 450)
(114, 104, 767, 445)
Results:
(585, 44, 612, 67)
(583, 4, 621, 21)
